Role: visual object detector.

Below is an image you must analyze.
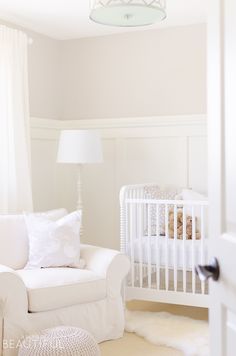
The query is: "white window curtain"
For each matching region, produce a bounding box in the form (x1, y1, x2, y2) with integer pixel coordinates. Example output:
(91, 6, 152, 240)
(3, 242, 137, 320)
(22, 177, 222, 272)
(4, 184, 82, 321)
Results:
(0, 25, 33, 213)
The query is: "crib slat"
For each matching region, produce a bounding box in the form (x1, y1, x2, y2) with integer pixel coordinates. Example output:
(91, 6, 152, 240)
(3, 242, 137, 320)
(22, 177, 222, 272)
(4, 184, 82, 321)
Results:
(156, 204, 160, 290)
(120, 199, 126, 255)
(130, 203, 135, 287)
(174, 205, 178, 292)
(192, 206, 196, 294)
(138, 203, 143, 288)
(125, 201, 130, 285)
(200, 205, 205, 294)
(182, 206, 187, 293)
(165, 204, 169, 291)
(147, 204, 152, 289)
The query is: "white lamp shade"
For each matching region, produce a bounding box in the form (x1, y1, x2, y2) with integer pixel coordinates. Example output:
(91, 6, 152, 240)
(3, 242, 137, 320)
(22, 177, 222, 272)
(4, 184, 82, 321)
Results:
(57, 130, 103, 164)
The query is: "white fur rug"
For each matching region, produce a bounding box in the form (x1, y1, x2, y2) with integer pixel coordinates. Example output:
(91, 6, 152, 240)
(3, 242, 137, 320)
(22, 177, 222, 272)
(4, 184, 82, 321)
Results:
(125, 310, 209, 356)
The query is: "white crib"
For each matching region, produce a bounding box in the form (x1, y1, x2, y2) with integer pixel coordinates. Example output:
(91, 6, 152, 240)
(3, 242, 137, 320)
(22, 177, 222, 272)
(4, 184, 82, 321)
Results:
(120, 184, 209, 308)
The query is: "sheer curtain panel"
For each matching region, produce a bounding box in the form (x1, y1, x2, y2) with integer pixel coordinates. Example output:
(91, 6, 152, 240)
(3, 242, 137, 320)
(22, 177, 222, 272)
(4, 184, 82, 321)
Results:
(0, 26, 33, 213)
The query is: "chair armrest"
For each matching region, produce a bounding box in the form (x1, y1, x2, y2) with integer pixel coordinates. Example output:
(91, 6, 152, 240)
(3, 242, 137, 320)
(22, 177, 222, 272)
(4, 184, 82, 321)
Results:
(0, 264, 14, 273)
(80, 244, 130, 298)
(0, 265, 28, 317)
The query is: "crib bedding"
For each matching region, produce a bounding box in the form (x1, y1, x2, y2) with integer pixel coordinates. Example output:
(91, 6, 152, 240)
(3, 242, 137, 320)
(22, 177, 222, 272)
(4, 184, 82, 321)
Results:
(128, 236, 209, 270)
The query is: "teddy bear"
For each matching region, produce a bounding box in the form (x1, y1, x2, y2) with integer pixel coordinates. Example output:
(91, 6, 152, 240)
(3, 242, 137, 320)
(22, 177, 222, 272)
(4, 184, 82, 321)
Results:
(167, 208, 201, 240)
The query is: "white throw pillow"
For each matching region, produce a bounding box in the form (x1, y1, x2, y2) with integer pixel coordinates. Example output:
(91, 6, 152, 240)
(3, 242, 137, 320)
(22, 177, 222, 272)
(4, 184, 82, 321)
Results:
(24, 211, 82, 269)
(40, 208, 68, 221)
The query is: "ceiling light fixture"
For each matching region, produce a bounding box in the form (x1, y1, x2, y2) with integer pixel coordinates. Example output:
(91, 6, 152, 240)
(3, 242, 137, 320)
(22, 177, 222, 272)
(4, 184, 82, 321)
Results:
(90, 0, 166, 27)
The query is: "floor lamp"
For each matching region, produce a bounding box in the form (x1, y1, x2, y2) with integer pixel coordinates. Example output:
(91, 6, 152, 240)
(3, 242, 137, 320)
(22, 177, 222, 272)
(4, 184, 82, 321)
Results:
(57, 129, 103, 236)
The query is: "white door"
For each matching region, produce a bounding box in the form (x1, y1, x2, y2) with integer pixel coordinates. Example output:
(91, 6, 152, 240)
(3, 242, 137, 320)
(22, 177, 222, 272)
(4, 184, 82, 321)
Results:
(208, 0, 236, 355)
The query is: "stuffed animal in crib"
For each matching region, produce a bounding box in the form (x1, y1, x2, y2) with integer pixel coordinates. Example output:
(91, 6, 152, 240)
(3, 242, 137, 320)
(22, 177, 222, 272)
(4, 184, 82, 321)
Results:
(167, 209, 201, 240)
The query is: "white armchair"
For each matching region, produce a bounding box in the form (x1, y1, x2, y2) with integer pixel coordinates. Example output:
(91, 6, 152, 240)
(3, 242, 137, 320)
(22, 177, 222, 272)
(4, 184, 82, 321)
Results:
(0, 210, 130, 356)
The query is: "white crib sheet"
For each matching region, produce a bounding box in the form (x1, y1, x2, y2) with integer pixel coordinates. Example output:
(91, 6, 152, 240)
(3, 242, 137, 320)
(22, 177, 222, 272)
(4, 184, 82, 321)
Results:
(127, 236, 209, 270)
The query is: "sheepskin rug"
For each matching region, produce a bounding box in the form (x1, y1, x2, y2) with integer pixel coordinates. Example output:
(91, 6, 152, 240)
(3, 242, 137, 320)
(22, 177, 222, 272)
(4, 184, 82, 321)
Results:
(125, 310, 209, 356)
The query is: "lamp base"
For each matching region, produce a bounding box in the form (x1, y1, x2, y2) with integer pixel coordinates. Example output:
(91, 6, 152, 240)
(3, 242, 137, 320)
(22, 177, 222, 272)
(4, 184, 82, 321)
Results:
(77, 165, 83, 238)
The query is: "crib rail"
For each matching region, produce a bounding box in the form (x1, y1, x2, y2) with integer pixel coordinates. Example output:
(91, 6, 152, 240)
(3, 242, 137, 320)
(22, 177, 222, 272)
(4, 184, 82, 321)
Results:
(120, 185, 209, 307)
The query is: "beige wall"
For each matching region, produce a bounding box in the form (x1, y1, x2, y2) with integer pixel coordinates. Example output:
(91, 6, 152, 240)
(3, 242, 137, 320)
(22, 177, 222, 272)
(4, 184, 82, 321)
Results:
(0, 20, 62, 119)
(1, 21, 206, 120)
(61, 24, 206, 120)
(28, 32, 62, 119)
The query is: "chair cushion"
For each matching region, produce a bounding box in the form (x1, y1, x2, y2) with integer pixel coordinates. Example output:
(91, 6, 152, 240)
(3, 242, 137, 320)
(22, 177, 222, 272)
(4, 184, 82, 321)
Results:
(16, 268, 106, 312)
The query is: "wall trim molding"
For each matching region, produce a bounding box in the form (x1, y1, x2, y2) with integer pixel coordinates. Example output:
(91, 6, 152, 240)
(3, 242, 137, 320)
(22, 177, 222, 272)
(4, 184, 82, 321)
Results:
(31, 117, 62, 130)
(31, 114, 208, 221)
(30, 115, 207, 140)
(31, 114, 206, 130)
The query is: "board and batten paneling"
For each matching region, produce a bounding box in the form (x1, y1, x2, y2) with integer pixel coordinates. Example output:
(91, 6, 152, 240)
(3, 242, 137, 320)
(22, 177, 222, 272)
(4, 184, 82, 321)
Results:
(30, 115, 207, 249)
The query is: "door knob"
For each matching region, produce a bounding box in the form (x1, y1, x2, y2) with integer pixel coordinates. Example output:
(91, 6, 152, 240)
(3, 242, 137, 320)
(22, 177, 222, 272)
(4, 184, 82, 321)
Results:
(195, 257, 220, 282)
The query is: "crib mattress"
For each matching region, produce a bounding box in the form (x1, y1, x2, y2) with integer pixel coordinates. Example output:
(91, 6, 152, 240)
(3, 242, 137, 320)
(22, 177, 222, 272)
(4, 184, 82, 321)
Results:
(127, 236, 209, 270)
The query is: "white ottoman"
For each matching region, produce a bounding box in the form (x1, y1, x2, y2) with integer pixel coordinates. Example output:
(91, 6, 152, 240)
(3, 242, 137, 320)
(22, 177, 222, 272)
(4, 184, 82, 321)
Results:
(18, 326, 101, 356)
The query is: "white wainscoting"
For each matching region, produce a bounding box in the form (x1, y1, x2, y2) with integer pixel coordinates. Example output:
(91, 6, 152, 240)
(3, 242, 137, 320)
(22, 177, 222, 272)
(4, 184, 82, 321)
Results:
(30, 115, 207, 249)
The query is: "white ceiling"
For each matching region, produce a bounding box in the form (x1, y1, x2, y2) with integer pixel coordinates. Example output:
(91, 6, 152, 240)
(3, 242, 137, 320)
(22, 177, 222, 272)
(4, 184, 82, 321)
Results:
(0, 0, 207, 40)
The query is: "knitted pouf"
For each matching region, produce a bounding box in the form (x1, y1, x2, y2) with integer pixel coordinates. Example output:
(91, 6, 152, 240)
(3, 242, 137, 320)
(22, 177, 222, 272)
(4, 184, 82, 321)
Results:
(18, 326, 101, 356)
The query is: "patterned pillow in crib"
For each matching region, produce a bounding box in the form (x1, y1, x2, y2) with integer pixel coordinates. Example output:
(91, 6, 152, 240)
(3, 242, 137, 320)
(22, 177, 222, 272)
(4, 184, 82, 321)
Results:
(144, 185, 180, 236)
